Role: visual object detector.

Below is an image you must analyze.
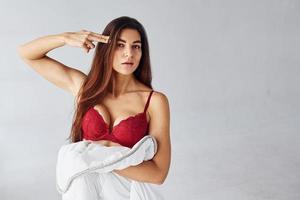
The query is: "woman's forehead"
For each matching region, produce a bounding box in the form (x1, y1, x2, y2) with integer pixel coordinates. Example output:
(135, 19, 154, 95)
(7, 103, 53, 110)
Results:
(118, 28, 141, 43)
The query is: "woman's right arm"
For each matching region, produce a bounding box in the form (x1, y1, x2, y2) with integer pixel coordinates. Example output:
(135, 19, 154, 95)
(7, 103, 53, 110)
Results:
(17, 31, 106, 97)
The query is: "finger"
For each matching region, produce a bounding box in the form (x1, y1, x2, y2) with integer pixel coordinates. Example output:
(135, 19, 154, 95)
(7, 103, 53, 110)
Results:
(80, 39, 93, 53)
(81, 43, 89, 53)
(98, 34, 110, 43)
(87, 34, 103, 43)
(84, 40, 95, 49)
(79, 41, 90, 51)
(88, 33, 110, 43)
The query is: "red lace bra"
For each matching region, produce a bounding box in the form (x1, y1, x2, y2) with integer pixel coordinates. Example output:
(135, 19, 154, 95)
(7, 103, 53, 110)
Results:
(81, 90, 154, 148)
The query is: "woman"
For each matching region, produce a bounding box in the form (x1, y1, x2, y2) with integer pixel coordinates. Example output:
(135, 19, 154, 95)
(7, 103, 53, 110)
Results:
(17, 16, 171, 189)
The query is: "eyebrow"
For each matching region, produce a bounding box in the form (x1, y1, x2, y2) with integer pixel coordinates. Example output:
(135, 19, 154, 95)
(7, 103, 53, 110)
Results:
(117, 38, 141, 44)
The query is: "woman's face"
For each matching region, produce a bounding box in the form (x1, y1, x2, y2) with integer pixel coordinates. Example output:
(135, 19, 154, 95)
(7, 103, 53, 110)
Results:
(112, 28, 142, 75)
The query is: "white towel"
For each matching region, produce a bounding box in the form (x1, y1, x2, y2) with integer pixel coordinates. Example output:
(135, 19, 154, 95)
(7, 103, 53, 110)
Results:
(56, 135, 163, 200)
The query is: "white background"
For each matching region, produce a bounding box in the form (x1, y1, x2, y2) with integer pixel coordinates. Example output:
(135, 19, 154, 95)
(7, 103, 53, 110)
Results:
(1, 0, 300, 199)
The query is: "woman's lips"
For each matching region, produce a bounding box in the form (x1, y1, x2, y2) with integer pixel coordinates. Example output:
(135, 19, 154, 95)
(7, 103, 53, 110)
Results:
(122, 62, 133, 64)
(122, 62, 134, 68)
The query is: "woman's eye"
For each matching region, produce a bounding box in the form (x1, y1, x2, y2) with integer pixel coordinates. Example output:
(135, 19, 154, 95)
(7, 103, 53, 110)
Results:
(117, 43, 141, 49)
(133, 45, 141, 49)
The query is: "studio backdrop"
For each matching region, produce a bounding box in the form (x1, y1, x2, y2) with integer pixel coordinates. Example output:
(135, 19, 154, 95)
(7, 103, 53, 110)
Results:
(1, 0, 300, 199)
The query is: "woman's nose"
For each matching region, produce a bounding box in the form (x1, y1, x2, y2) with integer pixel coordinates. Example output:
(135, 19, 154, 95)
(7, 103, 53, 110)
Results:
(123, 47, 133, 57)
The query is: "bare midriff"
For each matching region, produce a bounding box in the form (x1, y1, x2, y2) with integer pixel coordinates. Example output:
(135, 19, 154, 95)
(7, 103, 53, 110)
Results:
(83, 139, 122, 147)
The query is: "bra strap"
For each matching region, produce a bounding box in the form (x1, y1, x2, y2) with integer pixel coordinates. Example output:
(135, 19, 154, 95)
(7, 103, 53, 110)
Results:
(143, 90, 154, 113)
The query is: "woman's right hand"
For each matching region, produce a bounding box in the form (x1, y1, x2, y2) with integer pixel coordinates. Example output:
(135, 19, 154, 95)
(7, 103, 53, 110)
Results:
(62, 30, 109, 53)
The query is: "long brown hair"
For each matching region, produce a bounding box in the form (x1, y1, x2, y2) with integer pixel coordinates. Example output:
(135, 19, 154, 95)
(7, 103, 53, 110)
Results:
(67, 16, 153, 143)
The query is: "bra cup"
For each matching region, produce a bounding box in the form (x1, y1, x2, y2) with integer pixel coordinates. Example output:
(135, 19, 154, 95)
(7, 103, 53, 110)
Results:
(93, 105, 111, 126)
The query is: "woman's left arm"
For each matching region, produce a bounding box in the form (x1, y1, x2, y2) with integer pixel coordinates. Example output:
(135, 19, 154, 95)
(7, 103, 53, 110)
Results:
(114, 92, 171, 185)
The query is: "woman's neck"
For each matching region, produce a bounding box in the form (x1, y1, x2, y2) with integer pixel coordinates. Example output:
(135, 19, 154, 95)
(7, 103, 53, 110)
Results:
(111, 72, 137, 98)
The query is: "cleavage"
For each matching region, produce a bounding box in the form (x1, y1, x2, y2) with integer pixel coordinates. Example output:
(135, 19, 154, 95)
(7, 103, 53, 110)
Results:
(93, 105, 141, 131)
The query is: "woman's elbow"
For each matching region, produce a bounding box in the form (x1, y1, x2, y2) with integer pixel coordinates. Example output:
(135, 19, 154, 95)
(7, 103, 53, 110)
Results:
(155, 178, 165, 185)
(153, 171, 168, 185)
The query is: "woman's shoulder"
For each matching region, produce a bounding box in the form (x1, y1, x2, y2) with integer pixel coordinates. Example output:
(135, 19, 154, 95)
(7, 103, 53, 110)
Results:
(137, 87, 167, 101)
(150, 90, 169, 105)
(135, 81, 169, 105)
(147, 90, 169, 115)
